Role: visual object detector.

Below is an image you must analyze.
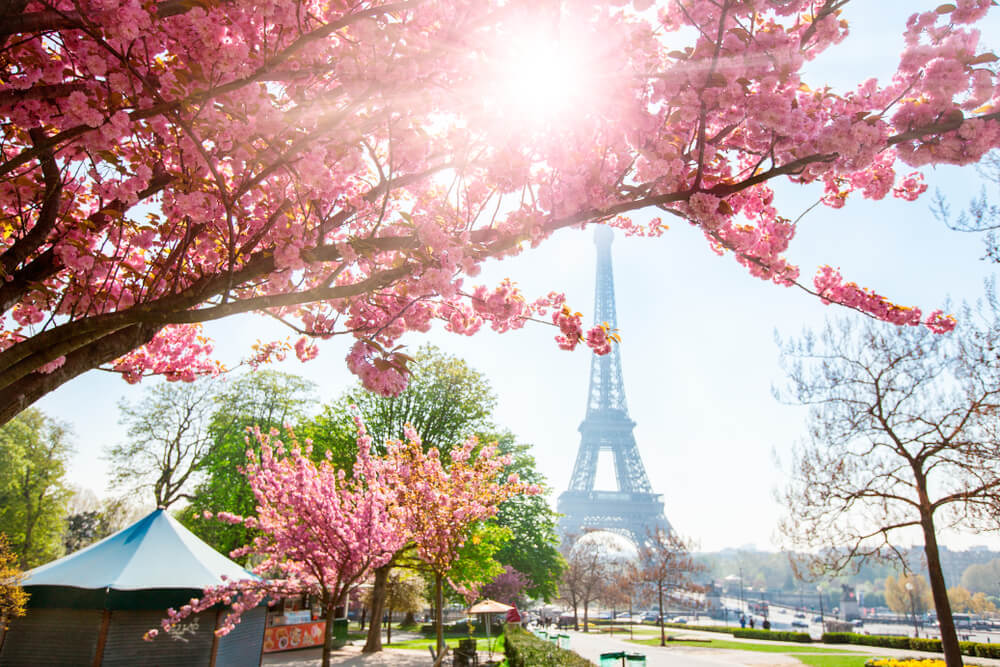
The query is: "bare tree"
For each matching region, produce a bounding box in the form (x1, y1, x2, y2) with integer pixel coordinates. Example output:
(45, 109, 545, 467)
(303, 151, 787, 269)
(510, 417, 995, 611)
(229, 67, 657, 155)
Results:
(558, 533, 620, 632)
(106, 379, 219, 508)
(777, 308, 1000, 667)
(633, 528, 703, 647)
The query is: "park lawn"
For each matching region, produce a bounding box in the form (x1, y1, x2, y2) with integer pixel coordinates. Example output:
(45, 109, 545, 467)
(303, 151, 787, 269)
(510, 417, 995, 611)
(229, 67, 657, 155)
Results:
(384, 633, 505, 653)
(631, 638, 854, 654)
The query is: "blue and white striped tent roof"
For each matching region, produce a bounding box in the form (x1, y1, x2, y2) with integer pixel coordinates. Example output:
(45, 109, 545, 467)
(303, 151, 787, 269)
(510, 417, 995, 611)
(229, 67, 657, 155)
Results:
(23, 508, 257, 592)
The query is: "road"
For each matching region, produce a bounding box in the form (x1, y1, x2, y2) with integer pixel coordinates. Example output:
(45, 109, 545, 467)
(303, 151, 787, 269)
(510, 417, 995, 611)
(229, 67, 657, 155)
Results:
(565, 630, 804, 666)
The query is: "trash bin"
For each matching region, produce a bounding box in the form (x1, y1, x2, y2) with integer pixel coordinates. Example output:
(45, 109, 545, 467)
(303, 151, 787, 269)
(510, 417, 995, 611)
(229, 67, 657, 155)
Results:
(625, 653, 647, 665)
(454, 638, 477, 667)
(331, 618, 348, 648)
(558, 633, 570, 649)
(600, 651, 625, 667)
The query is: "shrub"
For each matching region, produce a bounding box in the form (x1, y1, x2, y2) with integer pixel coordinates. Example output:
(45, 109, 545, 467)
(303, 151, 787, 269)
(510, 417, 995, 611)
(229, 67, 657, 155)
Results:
(822, 631, 1000, 659)
(733, 628, 812, 643)
(503, 625, 591, 667)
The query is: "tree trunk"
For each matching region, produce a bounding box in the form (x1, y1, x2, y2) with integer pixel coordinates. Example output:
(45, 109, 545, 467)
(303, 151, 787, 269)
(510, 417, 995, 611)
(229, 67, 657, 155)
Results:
(658, 583, 666, 647)
(433, 572, 445, 667)
(572, 603, 579, 631)
(386, 605, 393, 644)
(362, 564, 391, 653)
(583, 600, 589, 633)
(360, 605, 366, 631)
(321, 599, 335, 667)
(403, 611, 416, 626)
(920, 505, 961, 667)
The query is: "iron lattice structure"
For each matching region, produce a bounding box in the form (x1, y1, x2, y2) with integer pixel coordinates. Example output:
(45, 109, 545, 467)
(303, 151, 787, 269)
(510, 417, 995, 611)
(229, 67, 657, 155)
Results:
(557, 226, 672, 548)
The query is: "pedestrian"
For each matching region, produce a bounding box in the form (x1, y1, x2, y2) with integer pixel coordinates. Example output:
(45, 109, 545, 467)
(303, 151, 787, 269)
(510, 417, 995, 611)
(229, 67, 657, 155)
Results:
(763, 619, 771, 630)
(740, 614, 746, 628)
(749, 617, 755, 629)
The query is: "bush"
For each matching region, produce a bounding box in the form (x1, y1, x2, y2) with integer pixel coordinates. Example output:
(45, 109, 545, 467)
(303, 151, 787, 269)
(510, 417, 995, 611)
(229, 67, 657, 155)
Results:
(503, 625, 591, 667)
(661, 623, 740, 634)
(733, 628, 812, 643)
(820, 632, 1000, 658)
(909, 638, 942, 653)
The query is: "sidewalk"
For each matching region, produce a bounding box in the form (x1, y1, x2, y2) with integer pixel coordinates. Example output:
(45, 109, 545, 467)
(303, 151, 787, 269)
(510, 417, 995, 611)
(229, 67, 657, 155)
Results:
(263, 644, 432, 666)
(565, 626, 1000, 667)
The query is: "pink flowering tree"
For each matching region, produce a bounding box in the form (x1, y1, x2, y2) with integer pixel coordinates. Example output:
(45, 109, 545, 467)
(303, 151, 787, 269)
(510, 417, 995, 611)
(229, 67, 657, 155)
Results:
(386, 427, 538, 663)
(2, 0, 992, 421)
(148, 424, 407, 667)
(481, 565, 530, 607)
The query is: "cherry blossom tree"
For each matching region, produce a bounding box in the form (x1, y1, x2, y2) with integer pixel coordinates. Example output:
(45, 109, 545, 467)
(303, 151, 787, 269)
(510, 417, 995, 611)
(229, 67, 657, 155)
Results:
(149, 424, 408, 667)
(385, 426, 537, 663)
(2, 0, 993, 422)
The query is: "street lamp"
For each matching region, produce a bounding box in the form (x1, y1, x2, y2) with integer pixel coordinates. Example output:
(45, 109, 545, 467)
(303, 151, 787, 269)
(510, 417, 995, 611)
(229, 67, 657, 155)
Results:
(739, 567, 745, 614)
(817, 586, 826, 636)
(905, 581, 919, 638)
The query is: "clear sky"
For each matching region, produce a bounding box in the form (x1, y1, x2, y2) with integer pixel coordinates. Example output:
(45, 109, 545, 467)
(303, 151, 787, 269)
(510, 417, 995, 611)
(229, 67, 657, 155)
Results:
(36, 3, 1000, 553)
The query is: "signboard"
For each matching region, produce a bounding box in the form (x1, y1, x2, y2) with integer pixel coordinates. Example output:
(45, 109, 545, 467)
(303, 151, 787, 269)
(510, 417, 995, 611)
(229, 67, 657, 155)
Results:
(262, 621, 325, 653)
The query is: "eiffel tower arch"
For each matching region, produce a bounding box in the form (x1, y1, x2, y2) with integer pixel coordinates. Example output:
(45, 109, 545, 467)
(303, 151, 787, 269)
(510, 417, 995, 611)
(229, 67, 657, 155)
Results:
(557, 226, 672, 549)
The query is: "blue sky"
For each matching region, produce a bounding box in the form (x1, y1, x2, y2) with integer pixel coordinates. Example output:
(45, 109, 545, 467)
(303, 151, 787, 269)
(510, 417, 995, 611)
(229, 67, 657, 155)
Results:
(38, 3, 1000, 552)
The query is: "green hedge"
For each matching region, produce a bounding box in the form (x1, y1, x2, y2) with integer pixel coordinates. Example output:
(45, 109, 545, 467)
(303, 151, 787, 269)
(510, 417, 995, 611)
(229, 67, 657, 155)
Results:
(732, 628, 812, 643)
(821, 632, 1000, 658)
(659, 623, 741, 634)
(504, 625, 593, 667)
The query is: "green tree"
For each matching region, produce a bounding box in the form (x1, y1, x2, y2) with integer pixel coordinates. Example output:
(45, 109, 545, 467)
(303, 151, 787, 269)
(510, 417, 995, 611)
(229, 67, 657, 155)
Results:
(313, 346, 560, 653)
(178, 370, 316, 557)
(310, 344, 496, 462)
(960, 559, 1000, 596)
(107, 379, 219, 508)
(0, 408, 71, 568)
(489, 435, 565, 601)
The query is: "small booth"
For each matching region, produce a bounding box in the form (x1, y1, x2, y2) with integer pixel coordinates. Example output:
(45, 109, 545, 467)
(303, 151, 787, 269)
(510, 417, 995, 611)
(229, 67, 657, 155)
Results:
(0, 509, 265, 667)
(262, 594, 324, 653)
(261, 592, 349, 653)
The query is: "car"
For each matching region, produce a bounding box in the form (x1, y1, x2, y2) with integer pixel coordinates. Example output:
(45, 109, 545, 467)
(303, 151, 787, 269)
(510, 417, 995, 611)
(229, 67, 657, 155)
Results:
(791, 621, 808, 628)
(671, 617, 688, 624)
(642, 612, 661, 623)
(812, 616, 823, 623)
(852, 619, 864, 627)
(794, 613, 806, 619)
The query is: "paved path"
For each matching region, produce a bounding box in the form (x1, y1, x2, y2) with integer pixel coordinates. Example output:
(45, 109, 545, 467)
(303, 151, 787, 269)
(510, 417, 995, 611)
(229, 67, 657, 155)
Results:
(565, 631, 802, 666)
(566, 626, 1000, 666)
(263, 644, 433, 666)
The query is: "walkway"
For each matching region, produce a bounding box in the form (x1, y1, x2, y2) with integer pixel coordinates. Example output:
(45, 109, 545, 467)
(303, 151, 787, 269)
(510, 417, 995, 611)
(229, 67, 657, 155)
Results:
(263, 644, 432, 666)
(565, 626, 1000, 667)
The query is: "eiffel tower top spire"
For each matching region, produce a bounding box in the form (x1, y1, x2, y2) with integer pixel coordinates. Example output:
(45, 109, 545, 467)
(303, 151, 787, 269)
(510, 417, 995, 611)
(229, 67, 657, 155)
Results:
(587, 225, 629, 417)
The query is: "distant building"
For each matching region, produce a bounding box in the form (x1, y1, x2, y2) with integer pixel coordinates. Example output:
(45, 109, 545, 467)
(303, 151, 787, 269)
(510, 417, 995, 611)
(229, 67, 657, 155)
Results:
(839, 584, 860, 621)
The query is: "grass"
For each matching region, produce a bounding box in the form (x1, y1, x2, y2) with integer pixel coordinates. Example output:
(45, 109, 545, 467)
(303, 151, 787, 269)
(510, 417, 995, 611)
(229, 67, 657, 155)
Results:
(630, 638, 858, 654)
(384, 633, 505, 653)
(629, 636, 881, 667)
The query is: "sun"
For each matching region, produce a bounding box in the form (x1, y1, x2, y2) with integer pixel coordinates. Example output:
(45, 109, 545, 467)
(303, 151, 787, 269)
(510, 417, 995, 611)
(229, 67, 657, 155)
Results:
(480, 15, 596, 127)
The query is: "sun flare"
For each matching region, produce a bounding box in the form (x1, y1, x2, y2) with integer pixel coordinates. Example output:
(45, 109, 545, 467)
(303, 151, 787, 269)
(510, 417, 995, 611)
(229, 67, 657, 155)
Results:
(484, 21, 595, 125)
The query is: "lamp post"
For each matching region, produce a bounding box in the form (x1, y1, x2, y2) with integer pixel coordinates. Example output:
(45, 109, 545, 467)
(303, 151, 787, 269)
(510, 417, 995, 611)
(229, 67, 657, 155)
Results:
(739, 568, 745, 615)
(817, 586, 826, 636)
(905, 581, 919, 638)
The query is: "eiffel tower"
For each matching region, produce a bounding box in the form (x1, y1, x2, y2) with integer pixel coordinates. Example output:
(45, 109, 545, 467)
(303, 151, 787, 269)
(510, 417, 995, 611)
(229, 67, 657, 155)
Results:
(557, 226, 672, 548)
